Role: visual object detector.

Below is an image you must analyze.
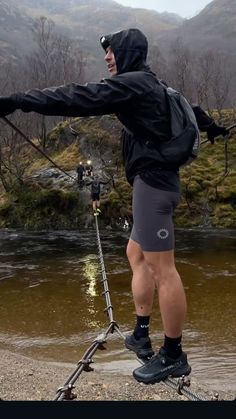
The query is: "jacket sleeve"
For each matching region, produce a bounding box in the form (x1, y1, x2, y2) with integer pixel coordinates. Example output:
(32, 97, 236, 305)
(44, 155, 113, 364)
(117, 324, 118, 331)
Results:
(192, 104, 229, 144)
(191, 105, 214, 132)
(10, 76, 139, 117)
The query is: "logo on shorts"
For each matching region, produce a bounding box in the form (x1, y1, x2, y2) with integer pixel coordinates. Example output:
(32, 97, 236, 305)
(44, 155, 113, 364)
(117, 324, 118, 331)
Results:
(157, 228, 169, 239)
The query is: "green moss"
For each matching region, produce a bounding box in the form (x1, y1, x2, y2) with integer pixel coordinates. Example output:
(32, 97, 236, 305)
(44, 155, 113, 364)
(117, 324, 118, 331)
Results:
(211, 204, 236, 228)
(0, 189, 85, 230)
(1, 110, 236, 229)
(47, 121, 69, 142)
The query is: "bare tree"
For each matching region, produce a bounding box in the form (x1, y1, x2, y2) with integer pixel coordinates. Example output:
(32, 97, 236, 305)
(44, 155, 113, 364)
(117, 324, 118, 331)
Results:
(192, 52, 213, 110)
(0, 121, 32, 192)
(0, 16, 86, 191)
(0, 60, 28, 95)
(52, 35, 85, 85)
(193, 51, 232, 115)
(210, 54, 232, 117)
(28, 16, 56, 87)
(167, 38, 194, 100)
(148, 44, 168, 80)
(24, 16, 85, 148)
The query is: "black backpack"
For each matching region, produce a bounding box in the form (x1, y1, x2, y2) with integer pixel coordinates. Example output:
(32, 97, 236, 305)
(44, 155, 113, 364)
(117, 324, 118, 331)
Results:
(91, 180, 100, 194)
(158, 81, 200, 167)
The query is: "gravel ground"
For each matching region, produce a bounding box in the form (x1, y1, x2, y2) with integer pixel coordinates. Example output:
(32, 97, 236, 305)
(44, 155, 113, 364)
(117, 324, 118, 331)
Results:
(0, 349, 234, 402)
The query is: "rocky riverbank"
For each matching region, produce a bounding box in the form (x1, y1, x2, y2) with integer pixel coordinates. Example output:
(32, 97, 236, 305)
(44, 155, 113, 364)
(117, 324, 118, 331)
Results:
(0, 349, 234, 402)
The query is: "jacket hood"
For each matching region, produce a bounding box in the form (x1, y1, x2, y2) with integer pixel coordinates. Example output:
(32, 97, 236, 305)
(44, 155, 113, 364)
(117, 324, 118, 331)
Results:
(100, 28, 150, 74)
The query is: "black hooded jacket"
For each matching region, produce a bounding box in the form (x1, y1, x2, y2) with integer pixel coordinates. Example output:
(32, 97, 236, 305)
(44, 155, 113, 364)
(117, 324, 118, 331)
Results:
(9, 28, 211, 191)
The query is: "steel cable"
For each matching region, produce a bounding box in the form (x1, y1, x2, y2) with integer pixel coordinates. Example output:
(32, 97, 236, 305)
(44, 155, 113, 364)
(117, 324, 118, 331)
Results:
(1, 117, 76, 180)
(54, 214, 219, 401)
(1, 116, 232, 401)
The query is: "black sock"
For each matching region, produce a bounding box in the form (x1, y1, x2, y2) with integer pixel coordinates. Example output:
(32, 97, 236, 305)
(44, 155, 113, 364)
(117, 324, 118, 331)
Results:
(163, 335, 182, 359)
(133, 315, 150, 339)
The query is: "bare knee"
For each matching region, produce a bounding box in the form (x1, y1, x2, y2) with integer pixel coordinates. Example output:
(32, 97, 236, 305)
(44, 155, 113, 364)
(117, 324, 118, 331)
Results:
(126, 240, 144, 270)
(144, 251, 180, 287)
(150, 262, 179, 282)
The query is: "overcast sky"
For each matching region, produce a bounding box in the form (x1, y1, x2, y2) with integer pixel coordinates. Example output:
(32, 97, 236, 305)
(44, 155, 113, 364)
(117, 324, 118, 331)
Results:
(115, 0, 213, 18)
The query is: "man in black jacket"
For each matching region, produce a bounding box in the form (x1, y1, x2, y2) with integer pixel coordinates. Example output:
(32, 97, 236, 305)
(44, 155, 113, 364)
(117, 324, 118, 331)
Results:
(76, 161, 85, 188)
(0, 28, 228, 384)
(86, 175, 110, 216)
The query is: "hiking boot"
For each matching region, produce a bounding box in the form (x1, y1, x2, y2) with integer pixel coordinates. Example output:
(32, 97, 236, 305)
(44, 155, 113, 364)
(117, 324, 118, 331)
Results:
(133, 347, 191, 384)
(125, 333, 154, 360)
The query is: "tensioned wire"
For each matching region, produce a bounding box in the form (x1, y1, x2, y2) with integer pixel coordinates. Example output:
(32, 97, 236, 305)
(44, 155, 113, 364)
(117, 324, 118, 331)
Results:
(0, 116, 225, 401)
(54, 214, 215, 402)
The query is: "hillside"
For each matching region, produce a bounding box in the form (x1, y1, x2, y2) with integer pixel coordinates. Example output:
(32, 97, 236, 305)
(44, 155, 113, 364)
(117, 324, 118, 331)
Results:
(1, 0, 236, 86)
(0, 0, 235, 230)
(0, 0, 34, 63)
(160, 0, 236, 54)
(0, 0, 235, 93)
(1, 0, 235, 60)
(0, 111, 235, 230)
(0, 0, 182, 74)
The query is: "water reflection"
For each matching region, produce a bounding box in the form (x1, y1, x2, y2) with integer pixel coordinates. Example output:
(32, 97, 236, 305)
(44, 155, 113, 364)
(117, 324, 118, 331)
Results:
(82, 255, 99, 297)
(0, 228, 235, 394)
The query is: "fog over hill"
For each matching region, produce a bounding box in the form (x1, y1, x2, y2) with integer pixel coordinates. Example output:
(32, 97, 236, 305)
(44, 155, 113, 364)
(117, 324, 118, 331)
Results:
(0, 0, 235, 102)
(157, 0, 236, 54)
(0, 0, 182, 64)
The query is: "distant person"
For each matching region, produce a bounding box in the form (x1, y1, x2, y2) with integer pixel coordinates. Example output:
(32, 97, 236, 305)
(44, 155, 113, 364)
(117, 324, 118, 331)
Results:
(86, 175, 110, 215)
(76, 162, 85, 188)
(85, 160, 93, 177)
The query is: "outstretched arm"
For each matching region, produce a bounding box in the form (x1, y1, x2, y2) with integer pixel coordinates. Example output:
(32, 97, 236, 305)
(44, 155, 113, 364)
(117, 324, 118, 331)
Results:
(0, 74, 142, 118)
(192, 105, 229, 144)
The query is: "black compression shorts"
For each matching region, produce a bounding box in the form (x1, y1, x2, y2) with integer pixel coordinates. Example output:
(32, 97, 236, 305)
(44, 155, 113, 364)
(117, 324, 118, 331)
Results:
(130, 175, 180, 252)
(91, 193, 100, 201)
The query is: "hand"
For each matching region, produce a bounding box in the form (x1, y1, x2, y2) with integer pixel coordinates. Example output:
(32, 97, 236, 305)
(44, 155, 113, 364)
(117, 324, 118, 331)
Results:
(206, 123, 229, 144)
(0, 96, 17, 118)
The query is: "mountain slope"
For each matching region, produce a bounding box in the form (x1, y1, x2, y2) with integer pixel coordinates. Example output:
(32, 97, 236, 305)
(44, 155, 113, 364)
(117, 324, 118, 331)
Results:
(0, 0, 35, 63)
(157, 0, 236, 55)
(0, 0, 235, 93)
(0, 0, 182, 65)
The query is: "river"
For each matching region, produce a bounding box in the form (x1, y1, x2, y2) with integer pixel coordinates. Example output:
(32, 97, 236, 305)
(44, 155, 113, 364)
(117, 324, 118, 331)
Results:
(0, 228, 235, 396)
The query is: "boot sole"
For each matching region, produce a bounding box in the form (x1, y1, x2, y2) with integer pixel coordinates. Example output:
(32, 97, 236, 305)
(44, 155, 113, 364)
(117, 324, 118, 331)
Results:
(133, 365, 191, 384)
